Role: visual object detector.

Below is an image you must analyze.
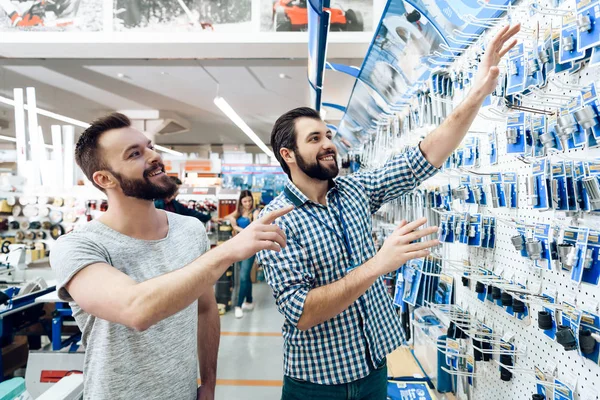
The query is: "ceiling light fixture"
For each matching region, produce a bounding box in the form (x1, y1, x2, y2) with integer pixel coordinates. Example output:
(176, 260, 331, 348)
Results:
(213, 96, 274, 159)
(0, 135, 52, 149)
(155, 145, 184, 156)
(0, 135, 16, 143)
(0, 94, 184, 156)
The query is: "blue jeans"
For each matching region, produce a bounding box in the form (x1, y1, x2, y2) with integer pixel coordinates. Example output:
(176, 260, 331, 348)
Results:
(281, 361, 387, 400)
(236, 256, 255, 307)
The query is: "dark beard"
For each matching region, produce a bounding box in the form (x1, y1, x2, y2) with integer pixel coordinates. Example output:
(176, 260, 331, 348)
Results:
(296, 151, 339, 181)
(110, 168, 177, 201)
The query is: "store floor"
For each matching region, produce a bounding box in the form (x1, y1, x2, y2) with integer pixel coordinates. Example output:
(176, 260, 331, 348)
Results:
(215, 282, 284, 400)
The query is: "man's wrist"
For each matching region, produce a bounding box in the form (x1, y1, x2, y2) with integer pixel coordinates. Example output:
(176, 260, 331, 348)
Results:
(468, 84, 489, 104)
(362, 254, 382, 280)
(206, 244, 236, 270)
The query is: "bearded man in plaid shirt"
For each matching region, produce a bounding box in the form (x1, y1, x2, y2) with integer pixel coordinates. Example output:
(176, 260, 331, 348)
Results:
(257, 25, 521, 400)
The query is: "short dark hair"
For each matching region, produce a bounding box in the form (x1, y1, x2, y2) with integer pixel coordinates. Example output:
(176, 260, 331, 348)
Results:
(270, 107, 321, 179)
(75, 112, 131, 191)
(170, 176, 182, 186)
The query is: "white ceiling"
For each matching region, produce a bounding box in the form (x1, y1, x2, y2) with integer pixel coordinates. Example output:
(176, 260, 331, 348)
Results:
(0, 58, 362, 147)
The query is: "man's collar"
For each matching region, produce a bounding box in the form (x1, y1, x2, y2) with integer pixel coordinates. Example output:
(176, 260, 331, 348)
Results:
(284, 179, 339, 207)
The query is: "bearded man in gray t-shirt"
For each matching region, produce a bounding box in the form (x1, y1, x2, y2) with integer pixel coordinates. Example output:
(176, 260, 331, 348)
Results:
(50, 113, 291, 400)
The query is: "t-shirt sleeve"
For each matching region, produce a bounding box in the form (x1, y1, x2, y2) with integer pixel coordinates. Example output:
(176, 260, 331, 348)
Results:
(50, 233, 110, 302)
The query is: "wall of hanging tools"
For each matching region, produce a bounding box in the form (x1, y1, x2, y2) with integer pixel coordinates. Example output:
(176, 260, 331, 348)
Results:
(346, 0, 600, 399)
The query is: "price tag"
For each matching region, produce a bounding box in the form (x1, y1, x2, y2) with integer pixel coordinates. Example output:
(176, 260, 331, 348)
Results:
(545, 360, 557, 376)
(561, 370, 578, 390)
(502, 331, 515, 343)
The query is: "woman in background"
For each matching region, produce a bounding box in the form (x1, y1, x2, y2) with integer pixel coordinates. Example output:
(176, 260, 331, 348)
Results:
(226, 190, 260, 319)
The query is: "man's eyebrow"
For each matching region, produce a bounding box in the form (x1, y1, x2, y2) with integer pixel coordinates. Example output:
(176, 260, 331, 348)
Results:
(122, 144, 140, 156)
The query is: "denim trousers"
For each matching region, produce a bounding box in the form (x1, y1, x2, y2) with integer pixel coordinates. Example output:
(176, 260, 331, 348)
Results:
(236, 255, 255, 307)
(281, 361, 388, 400)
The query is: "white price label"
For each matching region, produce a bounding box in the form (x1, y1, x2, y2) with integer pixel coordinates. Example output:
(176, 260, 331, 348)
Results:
(502, 331, 515, 343)
(545, 360, 557, 376)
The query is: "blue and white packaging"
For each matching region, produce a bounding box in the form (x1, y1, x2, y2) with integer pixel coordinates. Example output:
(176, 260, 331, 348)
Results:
(490, 173, 507, 208)
(541, 26, 556, 79)
(506, 113, 526, 154)
(534, 224, 554, 270)
(571, 227, 590, 284)
(547, 113, 564, 151)
(591, 45, 600, 66)
(565, 161, 579, 211)
(393, 267, 405, 308)
(402, 260, 423, 306)
(579, 83, 600, 142)
(581, 229, 600, 285)
(473, 177, 487, 206)
(468, 214, 482, 247)
(503, 172, 518, 209)
(552, 161, 569, 211)
(575, 162, 590, 211)
(481, 216, 496, 249)
(533, 159, 551, 210)
(562, 227, 580, 273)
(554, 377, 576, 400)
(463, 137, 479, 167)
(576, 0, 600, 51)
(460, 175, 476, 204)
(507, 43, 526, 95)
(525, 49, 545, 89)
(560, 12, 588, 63)
(457, 212, 470, 245)
(531, 115, 546, 157)
(565, 96, 586, 149)
(586, 162, 600, 211)
(489, 130, 498, 165)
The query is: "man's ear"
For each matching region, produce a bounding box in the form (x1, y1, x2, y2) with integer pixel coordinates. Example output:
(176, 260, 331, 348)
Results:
(93, 170, 117, 191)
(280, 148, 295, 165)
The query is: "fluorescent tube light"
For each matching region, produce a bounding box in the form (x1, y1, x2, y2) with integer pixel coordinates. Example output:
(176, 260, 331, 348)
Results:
(0, 135, 17, 142)
(154, 144, 183, 156)
(0, 135, 52, 149)
(26, 87, 41, 186)
(13, 89, 27, 176)
(213, 96, 275, 159)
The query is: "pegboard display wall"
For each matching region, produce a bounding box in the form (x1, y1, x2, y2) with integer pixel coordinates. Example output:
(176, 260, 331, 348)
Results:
(362, 0, 600, 398)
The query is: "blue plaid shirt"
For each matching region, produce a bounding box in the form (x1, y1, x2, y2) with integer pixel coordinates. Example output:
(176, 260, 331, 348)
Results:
(256, 145, 438, 385)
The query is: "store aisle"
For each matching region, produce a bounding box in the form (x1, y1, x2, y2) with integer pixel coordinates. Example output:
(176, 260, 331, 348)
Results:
(215, 282, 284, 400)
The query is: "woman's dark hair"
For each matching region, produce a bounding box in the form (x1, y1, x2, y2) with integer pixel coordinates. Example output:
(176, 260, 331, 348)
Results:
(235, 190, 255, 220)
(270, 107, 322, 179)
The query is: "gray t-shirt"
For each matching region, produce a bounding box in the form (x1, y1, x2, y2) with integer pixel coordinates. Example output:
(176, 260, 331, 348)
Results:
(50, 211, 209, 400)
